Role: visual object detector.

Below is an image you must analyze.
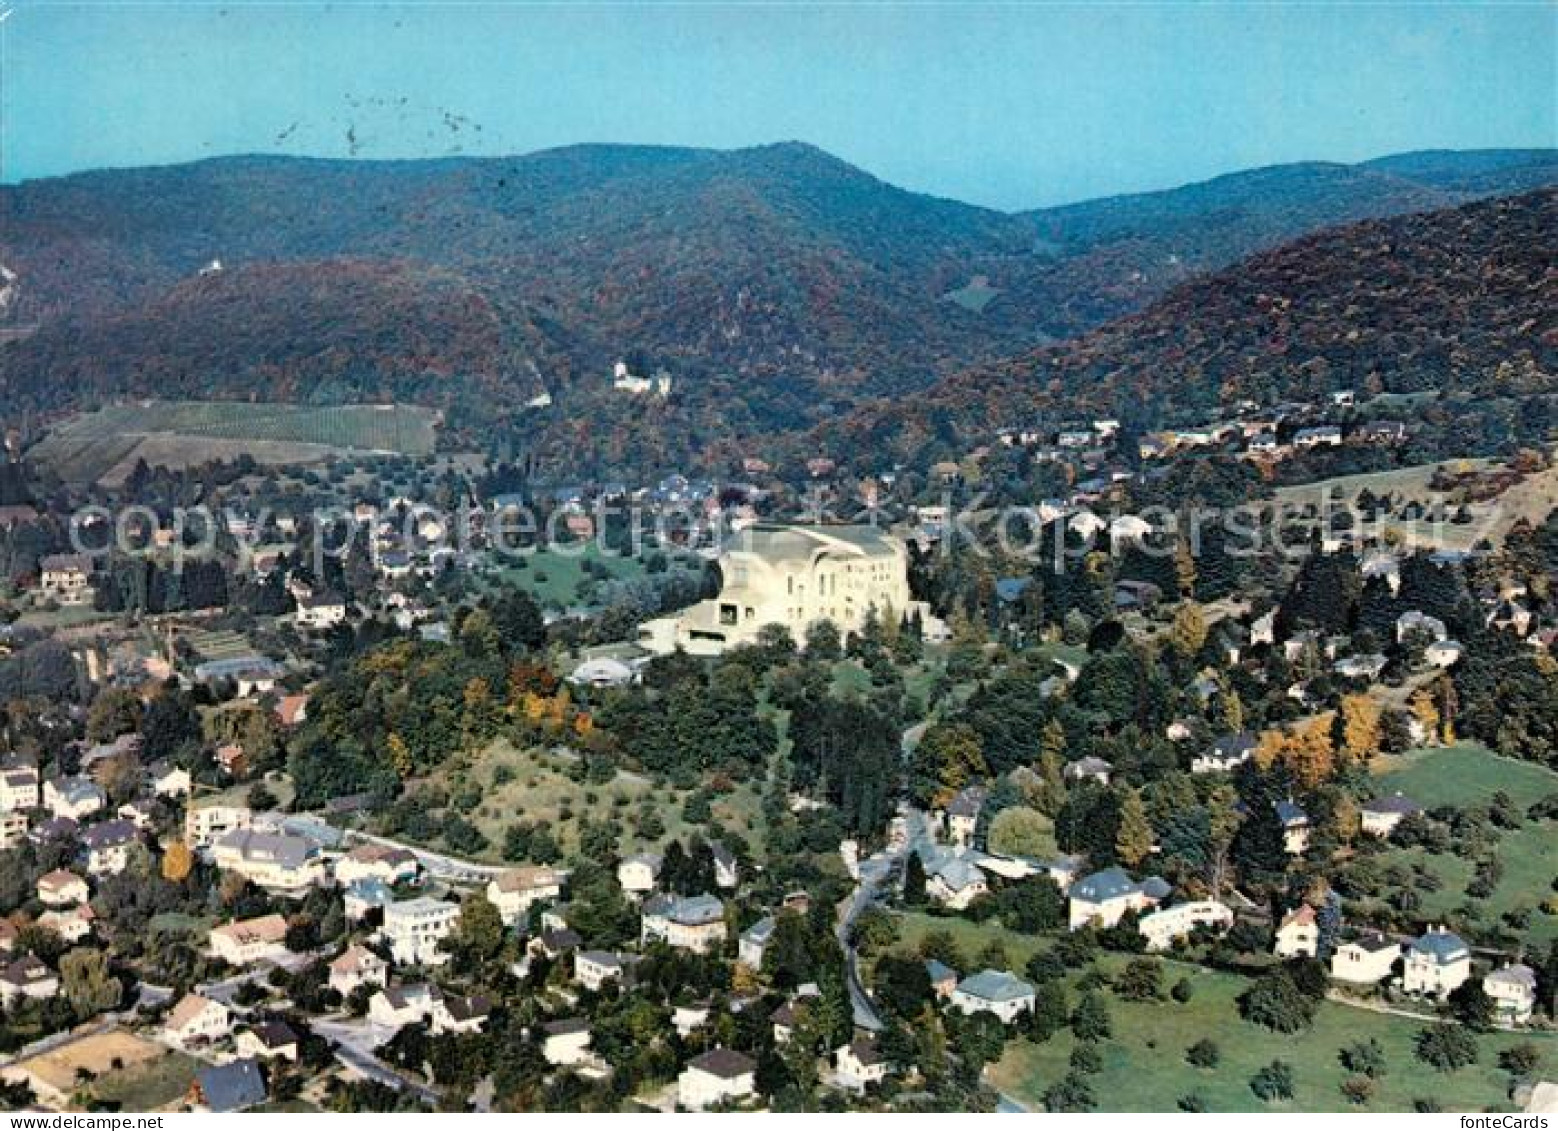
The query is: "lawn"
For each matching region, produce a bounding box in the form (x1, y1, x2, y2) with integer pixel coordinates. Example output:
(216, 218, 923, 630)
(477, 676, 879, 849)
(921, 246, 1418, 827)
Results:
(988, 955, 1549, 1113)
(452, 739, 766, 860)
(1365, 744, 1558, 943)
(89, 1047, 199, 1112)
(487, 545, 694, 612)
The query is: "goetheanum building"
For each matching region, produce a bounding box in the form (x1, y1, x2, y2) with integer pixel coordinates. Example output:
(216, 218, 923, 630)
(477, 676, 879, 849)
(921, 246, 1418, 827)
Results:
(639, 523, 915, 655)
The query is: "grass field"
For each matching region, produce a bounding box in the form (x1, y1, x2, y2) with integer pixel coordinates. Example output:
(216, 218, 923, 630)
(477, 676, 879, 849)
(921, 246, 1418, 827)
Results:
(90, 1048, 200, 1111)
(489, 545, 653, 611)
(943, 276, 1003, 313)
(1366, 744, 1558, 943)
(453, 740, 766, 860)
(987, 953, 1548, 1113)
(31, 401, 440, 484)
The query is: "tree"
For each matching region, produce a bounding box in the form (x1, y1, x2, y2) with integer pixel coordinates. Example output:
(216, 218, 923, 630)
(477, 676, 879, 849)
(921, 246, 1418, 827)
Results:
(1415, 1024, 1479, 1072)
(902, 851, 927, 906)
(1449, 979, 1497, 1033)
(1339, 694, 1382, 762)
(988, 807, 1054, 858)
(1340, 1038, 1387, 1078)
(1186, 1038, 1220, 1068)
(1071, 992, 1112, 1042)
(60, 948, 119, 1017)
(1239, 971, 1317, 1033)
(1249, 1059, 1295, 1102)
(161, 840, 193, 883)
(1169, 602, 1208, 658)
(446, 894, 505, 973)
(910, 722, 988, 809)
(1113, 957, 1164, 1002)
(1409, 688, 1441, 745)
(1042, 1072, 1097, 1112)
(1114, 787, 1154, 869)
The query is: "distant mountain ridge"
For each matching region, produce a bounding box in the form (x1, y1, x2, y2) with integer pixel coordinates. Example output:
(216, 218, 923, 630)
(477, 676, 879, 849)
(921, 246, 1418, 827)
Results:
(819, 186, 1558, 466)
(1, 142, 1553, 467)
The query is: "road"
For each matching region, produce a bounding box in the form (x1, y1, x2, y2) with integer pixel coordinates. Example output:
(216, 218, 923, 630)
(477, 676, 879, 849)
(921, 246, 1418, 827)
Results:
(343, 830, 505, 885)
(314, 1015, 440, 1105)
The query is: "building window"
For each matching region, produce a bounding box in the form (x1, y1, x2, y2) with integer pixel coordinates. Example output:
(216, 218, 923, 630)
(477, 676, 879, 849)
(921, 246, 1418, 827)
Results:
(719, 604, 738, 626)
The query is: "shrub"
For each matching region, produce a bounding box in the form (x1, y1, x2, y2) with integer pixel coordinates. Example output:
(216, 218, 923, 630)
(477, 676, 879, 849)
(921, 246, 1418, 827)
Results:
(1186, 1038, 1220, 1069)
(1250, 1060, 1295, 1102)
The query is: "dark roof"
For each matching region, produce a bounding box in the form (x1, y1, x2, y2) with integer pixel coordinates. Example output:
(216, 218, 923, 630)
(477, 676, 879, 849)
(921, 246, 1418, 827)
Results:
(196, 1058, 267, 1112)
(542, 1017, 590, 1036)
(248, 1021, 298, 1048)
(1363, 792, 1422, 816)
(688, 1048, 756, 1079)
(445, 994, 492, 1023)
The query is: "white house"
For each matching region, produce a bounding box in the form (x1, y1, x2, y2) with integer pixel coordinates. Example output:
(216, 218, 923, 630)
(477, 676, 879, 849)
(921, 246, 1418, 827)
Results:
(1192, 733, 1256, 775)
(382, 896, 460, 966)
(295, 593, 348, 630)
(678, 1048, 756, 1112)
(617, 852, 661, 897)
(541, 1018, 593, 1067)
(368, 983, 444, 1030)
(211, 829, 326, 894)
(236, 1021, 299, 1063)
(1360, 793, 1423, 838)
(209, 913, 289, 967)
(0, 956, 59, 1005)
(1331, 934, 1401, 986)
(37, 905, 95, 945)
(1485, 963, 1538, 1025)
(79, 819, 139, 876)
(1138, 900, 1233, 952)
(1068, 868, 1169, 930)
(738, 916, 776, 970)
(926, 854, 989, 911)
(38, 555, 92, 605)
(328, 944, 388, 998)
(1064, 756, 1113, 786)
(186, 801, 252, 850)
(641, 893, 727, 953)
(36, 869, 89, 908)
(145, 760, 191, 800)
(574, 949, 637, 992)
(334, 842, 419, 887)
(1403, 927, 1472, 999)
(0, 763, 40, 813)
(1274, 905, 1319, 959)
(43, 776, 104, 821)
(951, 969, 1036, 1023)
(486, 866, 563, 926)
(835, 1035, 889, 1091)
(165, 993, 232, 1046)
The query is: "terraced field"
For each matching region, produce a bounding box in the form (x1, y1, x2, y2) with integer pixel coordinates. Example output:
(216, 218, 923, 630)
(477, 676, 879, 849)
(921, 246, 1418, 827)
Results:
(30, 400, 440, 483)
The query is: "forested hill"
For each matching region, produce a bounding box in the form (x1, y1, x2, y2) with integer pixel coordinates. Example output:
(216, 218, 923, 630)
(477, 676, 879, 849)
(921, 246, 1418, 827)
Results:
(1, 143, 1553, 467)
(817, 187, 1558, 466)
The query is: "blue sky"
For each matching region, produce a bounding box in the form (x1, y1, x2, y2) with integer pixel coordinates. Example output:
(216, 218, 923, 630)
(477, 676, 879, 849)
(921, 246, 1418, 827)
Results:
(3, 2, 1553, 209)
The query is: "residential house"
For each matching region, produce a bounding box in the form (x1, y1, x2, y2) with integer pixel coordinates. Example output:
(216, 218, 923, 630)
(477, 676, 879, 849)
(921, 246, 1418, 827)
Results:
(368, 983, 444, 1031)
(165, 993, 232, 1046)
(1276, 799, 1311, 855)
(37, 904, 95, 944)
(926, 959, 958, 1000)
(38, 554, 92, 605)
(541, 1018, 593, 1067)
(678, 1049, 757, 1112)
(79, 819, 138, 875)
(951, 969, 1036, 1022)
(209, 914, 289, 967)
(1485, 963, 1539, 1025)
(835, 1035, 889, 1091)
(1360, 793, 1423, 838)
(236, 1021, 299, 1062)
(213, 744, 248, 778)
(0, 762, 39, 813)
(186, 801, 252, 850)
(672, 1001, 711, 1039)
(211, 828, 326, 894)
(712, 842, 739, 890)
(335, 842, 420, 887)
(436, 994, 491, 1036)
(36, 869, 88, 907)
(1396, 610, 1448, 644)
(1294, 425, 1342, 448)
(1192, 733, 1256, 775)
(1064, 756, 1113, 786)
(382, 896, 460, 966)
(0, 956, 59, 1005)
(486, 866, 563, 926)
(1331, 934, 1402, 986)
(1138, 900, 1234, 952)
(189, 1058, 267, 1113)
(295, 593, 348, 630)
(738, 917, 775, 970)
(145, 760, 191, 799)
(1274, 905, 1319, 959)
(1333, 653, 1388, 682)
(926, 853, 989, 911)
(43, 776, 104, 821)
(574, 949, 638, 992)
(1068, 867, 1170, 929)
(617, 852, 661, 897)
(641, 893, 727, 953)
(1425, 639, 1465, 668)
(1403, 927, 1472, 999)
(328, 944, 388, 998)
(944, 786, 986, 847)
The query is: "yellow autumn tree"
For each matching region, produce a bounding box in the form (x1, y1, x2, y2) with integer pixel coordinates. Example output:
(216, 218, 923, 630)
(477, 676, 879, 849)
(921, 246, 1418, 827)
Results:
(1287, 718, 1336, 787)
(1408, 688, 1440, 745)
(387, 732, 413, 779)
(1340, 694, 1382, 762)
(1115, 787, 1155, 869)
(161, 840, 193, 882)
(1169, 602, 1208, 657)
